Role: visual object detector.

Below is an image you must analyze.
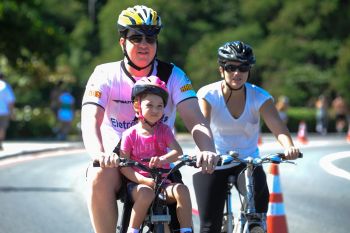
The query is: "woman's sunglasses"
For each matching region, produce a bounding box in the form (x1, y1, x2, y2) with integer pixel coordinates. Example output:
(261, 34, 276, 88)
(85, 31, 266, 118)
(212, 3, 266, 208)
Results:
(126, 34, 157, 44)
(224, 64, 251, 73)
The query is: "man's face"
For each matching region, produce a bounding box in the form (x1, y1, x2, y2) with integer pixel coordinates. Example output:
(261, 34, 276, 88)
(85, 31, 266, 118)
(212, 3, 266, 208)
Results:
(121, 30, 157, 68)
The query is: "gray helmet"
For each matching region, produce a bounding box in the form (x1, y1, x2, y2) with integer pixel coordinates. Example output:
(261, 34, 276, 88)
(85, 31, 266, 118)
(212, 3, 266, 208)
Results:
(218, 41, 256, 66)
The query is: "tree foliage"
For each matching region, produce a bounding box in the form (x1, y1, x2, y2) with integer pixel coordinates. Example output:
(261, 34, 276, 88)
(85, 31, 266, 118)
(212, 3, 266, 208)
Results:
(1, 0, 350, 137)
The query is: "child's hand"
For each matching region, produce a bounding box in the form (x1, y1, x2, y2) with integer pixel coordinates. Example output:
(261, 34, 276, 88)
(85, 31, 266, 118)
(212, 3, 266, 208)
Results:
(149, 156, 166, 168)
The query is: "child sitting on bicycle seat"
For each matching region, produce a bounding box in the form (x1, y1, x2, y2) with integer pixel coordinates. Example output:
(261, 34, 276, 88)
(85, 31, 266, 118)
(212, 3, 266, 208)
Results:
(120, 76, 193, 233)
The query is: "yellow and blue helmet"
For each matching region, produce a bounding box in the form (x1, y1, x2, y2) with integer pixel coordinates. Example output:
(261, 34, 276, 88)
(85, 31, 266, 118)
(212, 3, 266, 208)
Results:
(117, 5, 162, 36)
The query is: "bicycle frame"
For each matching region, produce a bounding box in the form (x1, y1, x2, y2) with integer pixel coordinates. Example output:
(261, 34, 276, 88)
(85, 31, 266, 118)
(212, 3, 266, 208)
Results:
(221, 152, 301, 233)
(233, 161, 267, 233)
(222, 175, 235, 233)
(115, 157, 195, 233)
(93, 159, 177, 233)
(118, 162, 173, 233)
(222, 164, 266, 233)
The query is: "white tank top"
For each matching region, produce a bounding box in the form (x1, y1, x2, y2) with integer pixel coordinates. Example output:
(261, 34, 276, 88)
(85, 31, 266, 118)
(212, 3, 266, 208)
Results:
(197, 81, 272, 169)
(82, 60, 196, 153)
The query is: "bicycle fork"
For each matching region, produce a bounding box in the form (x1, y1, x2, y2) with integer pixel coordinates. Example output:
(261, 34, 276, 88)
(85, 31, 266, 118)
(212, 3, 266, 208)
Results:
(233, 165, 255, 233)
(236, 164, 267, 233)
(222, 175, 235, 233)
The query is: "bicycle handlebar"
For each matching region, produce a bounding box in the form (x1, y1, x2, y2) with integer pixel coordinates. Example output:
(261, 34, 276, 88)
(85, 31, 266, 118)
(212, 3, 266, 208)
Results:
(218, 151, 303, 166)
(92, 152, 302, 170)
(178, 151, 303, 167)
(93, 157, 192, 178)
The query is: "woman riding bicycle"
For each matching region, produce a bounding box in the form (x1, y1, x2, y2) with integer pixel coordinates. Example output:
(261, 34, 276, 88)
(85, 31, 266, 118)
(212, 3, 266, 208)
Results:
(192, 41, 301, 233)
(120, 76, 193, 233)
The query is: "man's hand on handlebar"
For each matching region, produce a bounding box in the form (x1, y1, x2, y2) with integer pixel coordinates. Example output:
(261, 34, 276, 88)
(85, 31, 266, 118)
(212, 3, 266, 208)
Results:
(284, 146, 301, 160)
(195, 151, 220, 174)
(93, 152, 120, 168)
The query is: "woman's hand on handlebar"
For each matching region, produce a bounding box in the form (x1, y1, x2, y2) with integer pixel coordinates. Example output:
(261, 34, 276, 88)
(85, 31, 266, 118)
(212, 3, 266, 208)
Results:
(284, 146, 301, 160)
(94, 152, 120, 168)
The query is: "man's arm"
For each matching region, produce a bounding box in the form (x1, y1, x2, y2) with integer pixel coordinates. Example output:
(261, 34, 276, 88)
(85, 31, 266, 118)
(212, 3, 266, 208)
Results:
(81, 104, 105, 158)
(177, 98, 218, 173)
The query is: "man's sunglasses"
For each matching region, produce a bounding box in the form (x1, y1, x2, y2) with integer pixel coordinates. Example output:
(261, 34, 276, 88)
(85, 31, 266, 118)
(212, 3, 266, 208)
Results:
(126, 34, 157, 44)
(224, 64, 251, 73)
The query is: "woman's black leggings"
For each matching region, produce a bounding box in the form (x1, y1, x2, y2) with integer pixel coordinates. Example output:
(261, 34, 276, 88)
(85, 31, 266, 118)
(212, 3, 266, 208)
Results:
(192, 165, 269, 233)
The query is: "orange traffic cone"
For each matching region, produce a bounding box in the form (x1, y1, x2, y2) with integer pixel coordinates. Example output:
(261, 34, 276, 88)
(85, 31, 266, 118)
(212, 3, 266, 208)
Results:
(297, 121, 308, 144)
(258, 135, 262, 146)
(258, 135, 263, 146)
(258, 127, 263, 146)
(346, 125, 350, 143)
(267, 163, 288, 233)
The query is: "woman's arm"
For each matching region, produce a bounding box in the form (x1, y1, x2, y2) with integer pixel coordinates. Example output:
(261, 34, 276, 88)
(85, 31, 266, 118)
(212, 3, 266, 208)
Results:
(260, 99, 300, 159)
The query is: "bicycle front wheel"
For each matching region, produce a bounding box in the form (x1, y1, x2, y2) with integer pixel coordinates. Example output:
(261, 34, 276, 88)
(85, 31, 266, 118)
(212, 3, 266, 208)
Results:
(249, 225, 265, 233)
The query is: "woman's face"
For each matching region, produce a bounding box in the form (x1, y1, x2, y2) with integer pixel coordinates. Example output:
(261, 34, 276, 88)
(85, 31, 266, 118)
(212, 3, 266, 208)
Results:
(120, 31, 157, 68)
(220, 61, 250, 90)
(139, 94, 164, 124)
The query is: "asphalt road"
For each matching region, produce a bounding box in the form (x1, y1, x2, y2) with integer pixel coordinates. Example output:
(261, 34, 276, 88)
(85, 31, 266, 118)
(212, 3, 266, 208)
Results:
(0, 135, 349, 233)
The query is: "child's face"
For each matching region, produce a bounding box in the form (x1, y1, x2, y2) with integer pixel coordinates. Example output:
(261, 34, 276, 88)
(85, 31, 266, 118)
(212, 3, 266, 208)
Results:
(140, 94, 164, 124)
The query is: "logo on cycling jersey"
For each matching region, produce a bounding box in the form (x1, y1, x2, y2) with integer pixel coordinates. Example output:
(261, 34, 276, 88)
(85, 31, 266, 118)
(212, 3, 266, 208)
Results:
(111, 114, 169, 130)
(111, 118, 137, 129)
(160, 115, 169, 123)
(113, 99, 133, 104)
(180, 84, 193, 92)
(88, 90, 102, 98)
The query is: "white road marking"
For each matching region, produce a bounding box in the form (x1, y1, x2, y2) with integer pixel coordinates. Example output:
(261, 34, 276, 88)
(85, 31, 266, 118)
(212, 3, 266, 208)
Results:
(319, 151, 350, 181)
(0, 148, 86, 167)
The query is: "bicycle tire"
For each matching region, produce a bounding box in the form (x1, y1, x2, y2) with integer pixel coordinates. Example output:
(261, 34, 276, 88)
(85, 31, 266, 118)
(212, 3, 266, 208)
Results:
(249, 225, 265, 233)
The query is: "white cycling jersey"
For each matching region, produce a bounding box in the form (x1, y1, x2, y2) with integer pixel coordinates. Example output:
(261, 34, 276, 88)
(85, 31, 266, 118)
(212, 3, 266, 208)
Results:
(197, 81, 272, 170)
(82, 60, 196, 153)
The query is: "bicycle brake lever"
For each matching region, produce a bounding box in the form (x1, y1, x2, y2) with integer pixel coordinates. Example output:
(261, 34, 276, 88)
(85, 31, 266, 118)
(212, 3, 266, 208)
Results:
(178, 155, 197, 167)
(282, 160, 296, 165)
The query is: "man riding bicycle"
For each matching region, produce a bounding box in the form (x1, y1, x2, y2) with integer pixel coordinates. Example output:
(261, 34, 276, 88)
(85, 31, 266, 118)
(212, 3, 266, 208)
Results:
(81, 5, 217, 233)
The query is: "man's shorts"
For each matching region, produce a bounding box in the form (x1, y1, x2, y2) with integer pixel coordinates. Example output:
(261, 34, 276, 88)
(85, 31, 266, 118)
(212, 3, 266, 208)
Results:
(0, 115, 10, 130)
